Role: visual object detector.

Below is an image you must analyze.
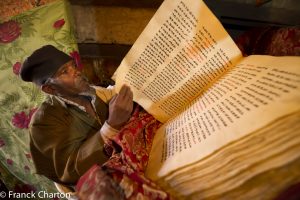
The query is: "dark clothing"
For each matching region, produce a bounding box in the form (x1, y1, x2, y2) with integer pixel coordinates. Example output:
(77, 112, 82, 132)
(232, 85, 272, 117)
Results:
(30, 94, 109, 184)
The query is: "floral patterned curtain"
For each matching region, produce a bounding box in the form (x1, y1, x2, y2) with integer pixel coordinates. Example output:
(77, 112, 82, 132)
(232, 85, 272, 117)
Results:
(0, 0, 80, 197)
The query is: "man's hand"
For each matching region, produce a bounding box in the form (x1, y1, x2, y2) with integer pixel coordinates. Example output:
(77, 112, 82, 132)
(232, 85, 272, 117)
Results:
(107, 85, 133, 130)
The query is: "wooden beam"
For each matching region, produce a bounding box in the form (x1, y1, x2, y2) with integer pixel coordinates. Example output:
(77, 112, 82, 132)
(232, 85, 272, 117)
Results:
(78, 43, 131, 59)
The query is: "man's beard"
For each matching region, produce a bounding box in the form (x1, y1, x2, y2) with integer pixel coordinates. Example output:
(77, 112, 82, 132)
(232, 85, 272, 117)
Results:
(77, 77, 94, 96)
(75, 75, 91, 92)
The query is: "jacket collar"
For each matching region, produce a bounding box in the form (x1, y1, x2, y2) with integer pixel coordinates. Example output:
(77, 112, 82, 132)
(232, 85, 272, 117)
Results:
(52, 86, 98, 113)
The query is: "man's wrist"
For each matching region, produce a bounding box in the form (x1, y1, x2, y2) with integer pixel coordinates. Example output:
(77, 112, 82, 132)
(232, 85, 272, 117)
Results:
(106, 120, 124, 130)
(99, 121, 119, 142)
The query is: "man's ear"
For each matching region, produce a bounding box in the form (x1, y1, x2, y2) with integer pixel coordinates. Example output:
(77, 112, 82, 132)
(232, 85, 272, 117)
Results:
(41, 84, 55, 95)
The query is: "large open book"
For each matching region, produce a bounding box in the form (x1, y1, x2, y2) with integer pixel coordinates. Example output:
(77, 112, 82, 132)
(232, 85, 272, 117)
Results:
(113, 0, 300, 199)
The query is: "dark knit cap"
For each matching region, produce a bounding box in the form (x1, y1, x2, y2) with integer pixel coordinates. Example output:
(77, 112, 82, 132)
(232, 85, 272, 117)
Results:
(20, 45, 72, 86)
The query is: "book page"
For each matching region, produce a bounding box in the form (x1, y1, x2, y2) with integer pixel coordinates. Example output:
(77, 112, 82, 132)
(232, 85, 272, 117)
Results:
(146, 55, 300, 179)
(163, 112, 300, 197)
(114, 0, 242, 122)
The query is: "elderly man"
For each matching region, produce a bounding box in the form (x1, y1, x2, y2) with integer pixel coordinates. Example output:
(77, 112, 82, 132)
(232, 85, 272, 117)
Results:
(20, 45, 133, 185)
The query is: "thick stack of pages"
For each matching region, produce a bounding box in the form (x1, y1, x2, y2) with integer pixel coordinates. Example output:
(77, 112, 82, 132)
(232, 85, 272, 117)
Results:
(157, 112, 300, 199)
(113, 0, 300, 199)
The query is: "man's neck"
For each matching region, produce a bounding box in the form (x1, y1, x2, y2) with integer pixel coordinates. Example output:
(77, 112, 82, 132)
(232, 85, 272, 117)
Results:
(59, 92, 98, 119)
(57, 87, 95, 107)
(66, 95, 91, 107)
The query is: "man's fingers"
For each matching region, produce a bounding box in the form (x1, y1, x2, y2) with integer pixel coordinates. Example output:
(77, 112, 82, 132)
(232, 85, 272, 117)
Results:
(107, 85, 134, 130)
(124, 88, 133, 101)
(118, 85, 133, 101)
(121, 90, 133, 111)
(128, 87, 133, 98)
(119, 85, 129, 97)
(109, 94, 117, 104)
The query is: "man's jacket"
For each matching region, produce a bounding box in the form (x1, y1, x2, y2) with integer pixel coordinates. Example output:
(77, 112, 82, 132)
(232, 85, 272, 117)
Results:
(29, 94, 109, 184)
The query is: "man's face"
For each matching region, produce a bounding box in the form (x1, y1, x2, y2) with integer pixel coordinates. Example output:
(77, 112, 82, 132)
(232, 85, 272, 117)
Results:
(46, 61, 90, 96)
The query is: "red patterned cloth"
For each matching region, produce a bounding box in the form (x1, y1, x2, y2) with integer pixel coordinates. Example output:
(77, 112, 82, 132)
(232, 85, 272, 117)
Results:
(76, 105, 170, 200)
(235, 26, 300, 56)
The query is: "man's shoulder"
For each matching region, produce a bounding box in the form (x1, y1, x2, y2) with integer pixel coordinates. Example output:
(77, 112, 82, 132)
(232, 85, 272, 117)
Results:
(31, 95, 68, 124)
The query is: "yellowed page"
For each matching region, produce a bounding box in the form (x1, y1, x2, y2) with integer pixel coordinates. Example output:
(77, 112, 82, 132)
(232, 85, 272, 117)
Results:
(114, 0, 242, 122)
(146, 55, 300, 179)
(152, 112, 300, 198)
(166, 114, 300, 196)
